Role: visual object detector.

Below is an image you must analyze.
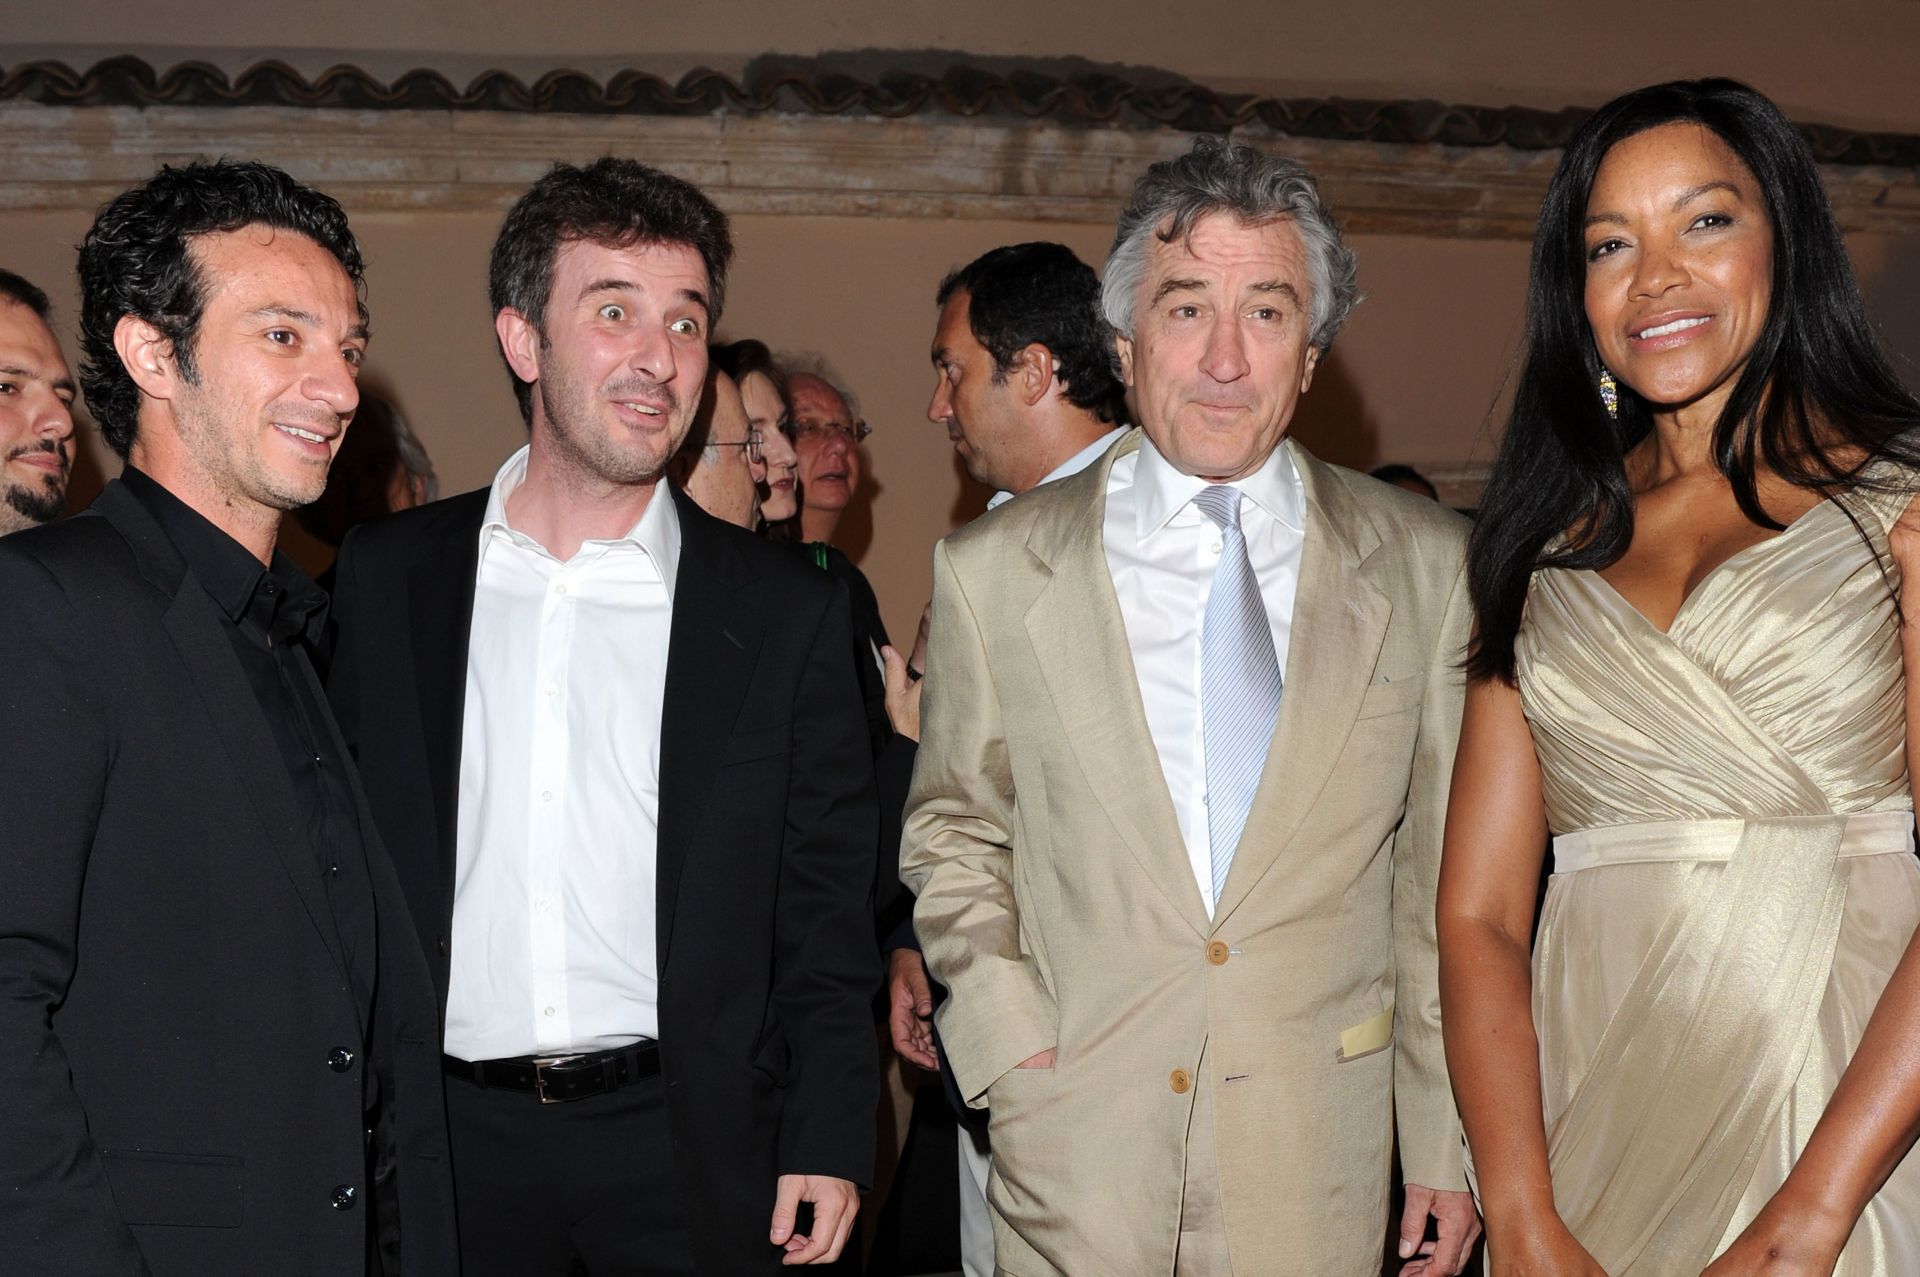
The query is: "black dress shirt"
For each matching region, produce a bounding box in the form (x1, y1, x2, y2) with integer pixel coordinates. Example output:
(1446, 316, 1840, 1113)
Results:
(120, 468, 379, 994)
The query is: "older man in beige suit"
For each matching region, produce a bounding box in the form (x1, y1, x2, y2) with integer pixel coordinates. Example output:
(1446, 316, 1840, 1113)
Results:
(900, 137, 1481, 1276)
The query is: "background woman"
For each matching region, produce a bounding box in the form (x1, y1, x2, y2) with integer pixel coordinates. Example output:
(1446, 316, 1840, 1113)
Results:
(1438, 79, 1920, 1275)
(713, 338, 800, 529)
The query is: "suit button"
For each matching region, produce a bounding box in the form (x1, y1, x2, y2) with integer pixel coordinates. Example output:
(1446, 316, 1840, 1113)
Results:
(1205, 941, 1230, 966)
(1170, 1068, 1192, 1094)
(327, 1047, 355, 1073)
(330, 1185, 357, 1211)
(436, 936, 449, 957)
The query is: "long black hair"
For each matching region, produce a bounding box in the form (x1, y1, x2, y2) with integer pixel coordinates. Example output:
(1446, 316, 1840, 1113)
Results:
(1467, 78, 1920, 682)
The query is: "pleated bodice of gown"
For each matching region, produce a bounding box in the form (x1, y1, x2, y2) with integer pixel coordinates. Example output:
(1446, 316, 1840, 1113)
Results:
(1515, 483, 1920, 1276)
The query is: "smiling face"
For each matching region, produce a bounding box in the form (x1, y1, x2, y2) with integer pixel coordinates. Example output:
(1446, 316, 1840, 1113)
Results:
(143, 226, 365, 522)
(739, 369, 798, 522)
(1116, 211, 1321, 481)
(0, 299, 77, 534)
(507, 237, 711, 489)
(1583, 122, 1775, 420)
(788, 373, 861, 515)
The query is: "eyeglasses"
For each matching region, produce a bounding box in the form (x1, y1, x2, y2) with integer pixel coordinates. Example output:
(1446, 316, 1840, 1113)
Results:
(791, 417, 872, 445)
(707, 429, 767, 463)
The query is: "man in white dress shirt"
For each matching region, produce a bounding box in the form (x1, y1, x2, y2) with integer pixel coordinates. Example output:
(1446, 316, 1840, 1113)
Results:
(880, 240, 1125, 1277)
(328, 158, 879, 1275)
(901, 139, 1481, 1274)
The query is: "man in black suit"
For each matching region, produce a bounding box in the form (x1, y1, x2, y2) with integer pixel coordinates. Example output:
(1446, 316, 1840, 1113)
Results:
(326, 158, 879, 1274)
(0, 161, 457, 1275)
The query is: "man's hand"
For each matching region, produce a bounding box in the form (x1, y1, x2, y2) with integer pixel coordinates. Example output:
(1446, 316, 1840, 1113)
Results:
(880, 645, 923, 743)
(769, 1174, 859, 1265)
(1397, 1184, 1482, 1276)
(887, 948, 938, 1070)
(1015, 1048, 1056, 1070)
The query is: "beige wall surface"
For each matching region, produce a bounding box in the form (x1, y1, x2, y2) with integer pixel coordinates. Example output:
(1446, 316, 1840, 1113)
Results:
(13, 196, 1918, 646)
(13, 0, 1920, 131)
(7, 2, 1920, 636)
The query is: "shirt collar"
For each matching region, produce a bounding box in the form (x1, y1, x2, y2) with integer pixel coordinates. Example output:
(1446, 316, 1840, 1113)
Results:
(120, 465, 329, 643)
(1133, 433, 1306, 541)
(479, 443, 683, 598)
(985, 425, 1129, 511)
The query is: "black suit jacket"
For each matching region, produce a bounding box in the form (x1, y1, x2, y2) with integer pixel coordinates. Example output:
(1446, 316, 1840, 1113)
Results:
(0, 483, 457, 1277)
(325, 484, 880, 1274)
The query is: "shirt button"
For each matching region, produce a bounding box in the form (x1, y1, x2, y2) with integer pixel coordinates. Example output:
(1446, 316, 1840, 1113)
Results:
(554, 583, 569, 596)
(544, 683, 557, 697)
(330, 1184, 357, 1211)
(1210, 541, 1223, 554)
(543, 1006, 556, 1018)
(1170, 1068, 1192, 1094)
(537, 897, 552, 914)
(540, 789, 553, 803)
(1206, 941, 1230, 966)
(327, 1046, 355, 1073)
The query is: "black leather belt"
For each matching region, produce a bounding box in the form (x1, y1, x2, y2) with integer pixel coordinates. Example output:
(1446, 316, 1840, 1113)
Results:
(443, 1041, 661, 1104)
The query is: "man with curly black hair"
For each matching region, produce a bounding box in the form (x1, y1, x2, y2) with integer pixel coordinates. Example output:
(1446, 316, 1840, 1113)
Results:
(0, 160, 457, 1276)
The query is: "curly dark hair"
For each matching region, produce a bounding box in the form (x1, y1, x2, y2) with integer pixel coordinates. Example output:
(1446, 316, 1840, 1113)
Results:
(0, 269, 52, 319)
(936, 242, 1124, 423)
(76, 160, 367, 459)
(489, 158, 734, 426)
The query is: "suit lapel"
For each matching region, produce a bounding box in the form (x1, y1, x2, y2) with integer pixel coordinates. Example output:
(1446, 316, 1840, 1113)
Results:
(655, 489, 763, 971)
(94, 486, 351, 979)
(1024, 434, 1210, 937)
(1212, 443, 1390, 926)
(407, 499, 484, 899)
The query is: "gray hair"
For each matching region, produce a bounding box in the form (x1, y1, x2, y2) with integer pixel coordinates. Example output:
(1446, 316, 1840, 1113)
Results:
(1101, 135, 1359, 357)
(388, 402, 439, 502)
(776, 349, 862, 423)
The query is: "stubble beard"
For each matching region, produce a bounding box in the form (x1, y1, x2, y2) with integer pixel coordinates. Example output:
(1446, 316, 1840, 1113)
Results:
(539, 361, 684, 488)
(174, 384, 331, 515)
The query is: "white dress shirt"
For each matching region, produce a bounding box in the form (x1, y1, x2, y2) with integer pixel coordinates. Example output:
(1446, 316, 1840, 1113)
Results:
(445, 445, 679, 1060)
(1102, 436, 1306, 916)
(985, 426, 1128, 511)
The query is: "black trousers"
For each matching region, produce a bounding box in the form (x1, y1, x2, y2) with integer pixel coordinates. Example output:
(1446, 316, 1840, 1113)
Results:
(445, 1067, 695, 1277)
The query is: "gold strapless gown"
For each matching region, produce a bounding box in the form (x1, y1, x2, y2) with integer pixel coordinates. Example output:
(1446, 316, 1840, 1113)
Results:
(1515, 485, 1920, 1275)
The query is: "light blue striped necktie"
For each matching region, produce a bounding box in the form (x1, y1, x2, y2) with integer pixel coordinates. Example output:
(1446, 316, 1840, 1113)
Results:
(1193, 484, 1282, 905)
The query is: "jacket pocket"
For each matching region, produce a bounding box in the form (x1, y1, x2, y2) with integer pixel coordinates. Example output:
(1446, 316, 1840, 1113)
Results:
(102, 1150, 243, 1228)
(719, 724, 790, 767)
(1355, 674, 1424, 720)
(1336, 1005, 1395, 1062)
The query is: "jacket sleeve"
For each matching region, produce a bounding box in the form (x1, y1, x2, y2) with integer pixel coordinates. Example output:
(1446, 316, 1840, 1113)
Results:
(899, 538, 1054, 1106)
(0, 548, 151, 1273)
(772, 577, 882, 1185)
(1392, 558, 1472, 1192)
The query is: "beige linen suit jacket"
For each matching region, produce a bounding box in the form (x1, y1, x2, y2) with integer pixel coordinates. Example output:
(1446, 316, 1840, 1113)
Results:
(900, 431, 1471, 1276)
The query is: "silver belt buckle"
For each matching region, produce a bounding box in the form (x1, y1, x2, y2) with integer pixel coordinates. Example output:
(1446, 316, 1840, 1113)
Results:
(532, 1054, 585, 1104)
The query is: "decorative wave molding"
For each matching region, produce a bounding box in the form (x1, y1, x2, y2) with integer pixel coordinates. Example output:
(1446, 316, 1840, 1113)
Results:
(1, 55, 1915, 162)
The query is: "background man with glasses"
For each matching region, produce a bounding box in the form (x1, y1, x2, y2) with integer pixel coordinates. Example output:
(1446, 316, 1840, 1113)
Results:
(781, 355, 870, 545)
(671, 364, 764, 529)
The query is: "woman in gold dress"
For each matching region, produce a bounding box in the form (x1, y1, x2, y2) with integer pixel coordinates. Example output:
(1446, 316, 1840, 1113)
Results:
(1438, 79, 1920, 1276)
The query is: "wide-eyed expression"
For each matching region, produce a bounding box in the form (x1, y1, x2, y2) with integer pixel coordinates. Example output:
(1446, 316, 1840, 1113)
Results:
(1583, 122, 1774, 418)
(502, 237, 711, 486)
(1116, 212, 1321, 481)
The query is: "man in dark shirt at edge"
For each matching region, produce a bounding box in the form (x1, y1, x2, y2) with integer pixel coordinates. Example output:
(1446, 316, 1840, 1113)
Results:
(0, 161, 456, 1275)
